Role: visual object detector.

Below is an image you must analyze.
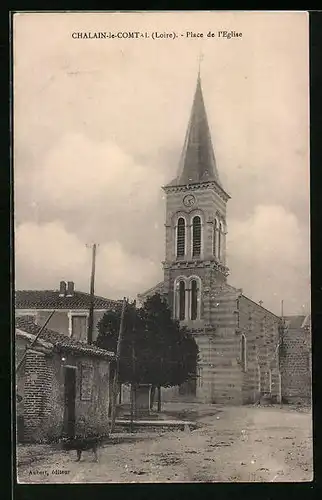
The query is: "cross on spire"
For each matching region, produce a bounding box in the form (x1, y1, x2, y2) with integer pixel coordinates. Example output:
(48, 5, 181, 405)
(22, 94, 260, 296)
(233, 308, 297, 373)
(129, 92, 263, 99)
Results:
(198, 50, 204, 78)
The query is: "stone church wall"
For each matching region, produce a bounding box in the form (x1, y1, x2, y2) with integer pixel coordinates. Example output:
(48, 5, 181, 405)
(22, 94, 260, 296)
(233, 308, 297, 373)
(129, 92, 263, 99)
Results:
(238, 296, 281, 404)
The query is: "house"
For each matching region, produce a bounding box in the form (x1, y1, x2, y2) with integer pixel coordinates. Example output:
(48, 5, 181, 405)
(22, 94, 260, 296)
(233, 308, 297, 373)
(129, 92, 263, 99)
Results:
(279, 314, 312, 404)
(138, 73, 311, 405)
(15, 280, 120, 343)
(15, 316, 115, 443)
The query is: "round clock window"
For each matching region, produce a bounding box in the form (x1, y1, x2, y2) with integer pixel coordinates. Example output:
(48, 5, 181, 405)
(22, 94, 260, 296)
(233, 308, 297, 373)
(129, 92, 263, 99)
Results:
(183, 194, 196, 207)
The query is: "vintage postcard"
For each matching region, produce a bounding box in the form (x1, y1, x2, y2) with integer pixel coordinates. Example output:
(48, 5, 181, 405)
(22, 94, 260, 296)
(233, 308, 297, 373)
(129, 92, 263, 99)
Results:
(13, 11, 312, 483)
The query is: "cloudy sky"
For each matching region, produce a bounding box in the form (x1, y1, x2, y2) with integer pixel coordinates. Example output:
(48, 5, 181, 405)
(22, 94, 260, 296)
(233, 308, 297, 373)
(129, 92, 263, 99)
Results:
(13, 11, 310, 316)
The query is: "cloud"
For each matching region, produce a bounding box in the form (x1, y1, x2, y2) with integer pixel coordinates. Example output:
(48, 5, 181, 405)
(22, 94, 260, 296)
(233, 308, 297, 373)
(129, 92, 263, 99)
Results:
(15, 220, 161, 298)
(17, 133, 166, 212)
(14, 133, 167, 259)
(227, 205, 310, 315)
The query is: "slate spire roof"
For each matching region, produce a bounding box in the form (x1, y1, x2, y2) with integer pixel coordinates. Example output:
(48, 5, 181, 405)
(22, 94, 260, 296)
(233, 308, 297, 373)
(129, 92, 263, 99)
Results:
(167, 72, 222, 187)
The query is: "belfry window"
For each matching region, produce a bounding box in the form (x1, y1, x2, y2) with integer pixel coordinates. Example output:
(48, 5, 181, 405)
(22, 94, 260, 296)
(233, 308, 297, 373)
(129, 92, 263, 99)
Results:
(176, 217, 185, 258)
(178, 280, 186, 320)
(192, 216, 201, 257)
(241, 334, 247, 372)
(190, 279, 198, 320)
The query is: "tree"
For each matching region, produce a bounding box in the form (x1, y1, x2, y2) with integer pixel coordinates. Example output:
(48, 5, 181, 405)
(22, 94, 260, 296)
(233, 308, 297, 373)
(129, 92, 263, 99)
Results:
(141, 294, 199, 389)
(95, 294, 199, 409)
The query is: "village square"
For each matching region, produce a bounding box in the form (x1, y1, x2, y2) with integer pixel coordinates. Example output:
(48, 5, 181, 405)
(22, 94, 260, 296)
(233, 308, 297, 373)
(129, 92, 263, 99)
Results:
(15, 70, 312, 483)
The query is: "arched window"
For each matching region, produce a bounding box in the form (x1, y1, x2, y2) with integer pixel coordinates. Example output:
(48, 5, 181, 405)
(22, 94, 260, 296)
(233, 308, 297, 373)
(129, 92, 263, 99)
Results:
(192, 216, 201, 257)
(241, 334, 247, 372)
(213, 219, 218, 257)
(178, 280, 186, 320)
(190, 279, 198, 320)
(176, 217, 185, 258)
(218, 222, 223, 261)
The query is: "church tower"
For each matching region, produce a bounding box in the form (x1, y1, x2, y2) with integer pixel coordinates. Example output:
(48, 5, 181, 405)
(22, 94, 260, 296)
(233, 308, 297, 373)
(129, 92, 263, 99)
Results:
(139, 71, 283, 405)
(162, 73, 230, 327)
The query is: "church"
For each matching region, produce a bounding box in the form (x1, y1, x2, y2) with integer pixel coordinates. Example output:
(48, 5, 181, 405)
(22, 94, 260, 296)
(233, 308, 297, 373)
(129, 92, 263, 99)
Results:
(138, 72, 285, 405)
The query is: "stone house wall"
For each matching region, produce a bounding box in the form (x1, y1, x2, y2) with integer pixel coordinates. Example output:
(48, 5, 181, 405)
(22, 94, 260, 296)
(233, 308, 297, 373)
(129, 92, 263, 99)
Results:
(16, 339, 111, 443)
(16, 310, 107, 343)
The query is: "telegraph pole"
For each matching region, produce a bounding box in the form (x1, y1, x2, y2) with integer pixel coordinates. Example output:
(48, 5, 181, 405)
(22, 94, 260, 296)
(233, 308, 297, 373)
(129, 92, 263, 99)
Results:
(130, 300, 137, 432)
(110, 297, 127, 433)
(87, 243, 97, 345)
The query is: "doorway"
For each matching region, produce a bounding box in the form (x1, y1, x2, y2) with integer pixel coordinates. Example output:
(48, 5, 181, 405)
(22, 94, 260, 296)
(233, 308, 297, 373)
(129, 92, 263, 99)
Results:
(64, 367, 76, 438)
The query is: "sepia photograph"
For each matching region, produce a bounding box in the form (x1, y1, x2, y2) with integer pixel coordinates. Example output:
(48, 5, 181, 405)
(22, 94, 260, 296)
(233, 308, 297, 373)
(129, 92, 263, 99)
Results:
(13, 11, 312, 483)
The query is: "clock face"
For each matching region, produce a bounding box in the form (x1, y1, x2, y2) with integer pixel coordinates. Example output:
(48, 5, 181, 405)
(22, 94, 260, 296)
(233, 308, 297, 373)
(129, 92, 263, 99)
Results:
(183, 194, 196, 207)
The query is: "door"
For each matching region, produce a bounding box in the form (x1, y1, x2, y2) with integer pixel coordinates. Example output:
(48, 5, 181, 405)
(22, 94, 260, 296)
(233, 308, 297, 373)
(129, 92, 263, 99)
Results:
(64, 367, 76, 438)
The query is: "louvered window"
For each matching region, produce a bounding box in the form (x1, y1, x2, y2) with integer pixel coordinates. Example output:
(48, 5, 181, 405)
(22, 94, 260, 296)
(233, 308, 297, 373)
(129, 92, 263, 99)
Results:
(192, 216, 201, 257)
(177, 217, 185, 257)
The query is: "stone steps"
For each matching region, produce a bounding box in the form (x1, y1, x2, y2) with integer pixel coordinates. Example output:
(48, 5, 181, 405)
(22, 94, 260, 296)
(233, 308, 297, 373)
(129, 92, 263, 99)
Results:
(114, 419, 198, 431)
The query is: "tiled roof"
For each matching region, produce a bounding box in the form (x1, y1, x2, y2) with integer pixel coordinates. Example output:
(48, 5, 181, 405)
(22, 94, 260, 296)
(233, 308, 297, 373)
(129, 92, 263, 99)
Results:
(137, 281, 165, 302)
(15, 316, 115, 360)
(284, 315, 306, 329)
(15, 289, 121, 310)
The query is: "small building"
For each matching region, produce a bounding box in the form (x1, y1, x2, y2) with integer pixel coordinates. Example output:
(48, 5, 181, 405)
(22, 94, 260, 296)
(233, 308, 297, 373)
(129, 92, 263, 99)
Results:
(16, 316, 115, 443)
(15, 281, 120, 343)
(280, 314, 312, 404)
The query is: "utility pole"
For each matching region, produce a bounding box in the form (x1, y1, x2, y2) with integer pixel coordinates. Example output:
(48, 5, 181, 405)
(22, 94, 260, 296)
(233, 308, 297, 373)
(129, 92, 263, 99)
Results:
(281, 299, 284, 320)
(110, 297, 127, 433)
(87, 243, 97, 345)
(130, 300, 137, 433)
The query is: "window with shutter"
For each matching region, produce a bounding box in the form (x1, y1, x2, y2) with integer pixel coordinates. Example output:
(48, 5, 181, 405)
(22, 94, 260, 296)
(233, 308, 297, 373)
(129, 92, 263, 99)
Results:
(71, 315, 88, 342)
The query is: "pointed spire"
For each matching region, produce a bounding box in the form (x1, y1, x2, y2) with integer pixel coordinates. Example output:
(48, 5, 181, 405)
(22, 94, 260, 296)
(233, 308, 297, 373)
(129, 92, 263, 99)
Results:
(168, 72, 222, 187)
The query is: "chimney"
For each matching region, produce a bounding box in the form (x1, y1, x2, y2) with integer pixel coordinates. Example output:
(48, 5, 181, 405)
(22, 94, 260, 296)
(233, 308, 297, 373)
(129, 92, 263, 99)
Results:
(59, 281, 67, 297)
(66, 281, 75, 297)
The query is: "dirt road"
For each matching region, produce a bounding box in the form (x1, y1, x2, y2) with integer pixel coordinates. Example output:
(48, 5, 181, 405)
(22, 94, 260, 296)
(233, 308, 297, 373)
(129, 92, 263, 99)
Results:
(17, 404, 313, 483)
